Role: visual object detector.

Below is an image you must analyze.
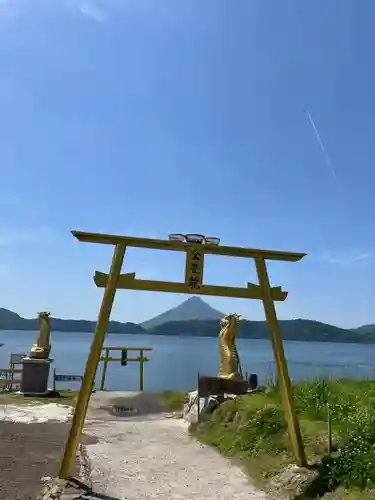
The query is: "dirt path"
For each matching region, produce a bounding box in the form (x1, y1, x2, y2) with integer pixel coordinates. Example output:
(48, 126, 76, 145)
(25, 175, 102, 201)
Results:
(81, 391, 269, 500)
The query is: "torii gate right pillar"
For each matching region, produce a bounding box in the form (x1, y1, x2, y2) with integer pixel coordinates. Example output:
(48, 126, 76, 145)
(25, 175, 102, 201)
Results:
(255, 257, 306, 467)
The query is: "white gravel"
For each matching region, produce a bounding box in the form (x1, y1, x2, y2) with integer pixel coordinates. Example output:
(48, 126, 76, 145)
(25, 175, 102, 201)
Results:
(83, 392, 269, 500)
(0, 403, 73, 423)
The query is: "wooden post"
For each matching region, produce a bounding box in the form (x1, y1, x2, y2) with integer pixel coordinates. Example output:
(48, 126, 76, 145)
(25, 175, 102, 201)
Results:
(255, 257, 307, 467)
(100, 348, 109, 391)
(327, 404, 332, 455)
(59, 243, 126, 479)
(9, 356, 15, 392)
(197, 372, 201, 422)
(9, 366, 14, 392)
(139, 349, 144, 391)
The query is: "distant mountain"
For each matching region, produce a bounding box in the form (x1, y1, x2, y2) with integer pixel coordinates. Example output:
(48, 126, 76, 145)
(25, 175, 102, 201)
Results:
(140, 296, 224, 330)
(0, 308, 145, 334)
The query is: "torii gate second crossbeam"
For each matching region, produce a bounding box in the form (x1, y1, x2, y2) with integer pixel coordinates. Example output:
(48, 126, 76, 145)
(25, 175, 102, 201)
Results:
(59, 231, 308, 479)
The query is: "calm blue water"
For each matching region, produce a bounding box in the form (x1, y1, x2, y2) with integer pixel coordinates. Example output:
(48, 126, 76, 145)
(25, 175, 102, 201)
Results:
(0, 330, 374, 392)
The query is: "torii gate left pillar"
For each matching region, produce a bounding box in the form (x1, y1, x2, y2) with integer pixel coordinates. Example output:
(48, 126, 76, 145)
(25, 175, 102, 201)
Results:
(59, 242, 126, 479)
(59, 231, 307, 479)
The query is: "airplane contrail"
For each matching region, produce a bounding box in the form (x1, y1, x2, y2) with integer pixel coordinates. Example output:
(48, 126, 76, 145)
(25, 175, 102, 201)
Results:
(305, 109, 337, 179)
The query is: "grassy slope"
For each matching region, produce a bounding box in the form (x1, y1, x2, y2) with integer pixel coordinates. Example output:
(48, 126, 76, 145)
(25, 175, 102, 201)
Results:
(164, 380, 375, 499)
(159, 390, 189, 411)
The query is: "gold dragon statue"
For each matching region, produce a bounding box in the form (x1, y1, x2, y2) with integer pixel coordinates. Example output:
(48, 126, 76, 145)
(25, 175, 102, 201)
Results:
(30, 312, 51, 359)
(218, 313, 243, 380)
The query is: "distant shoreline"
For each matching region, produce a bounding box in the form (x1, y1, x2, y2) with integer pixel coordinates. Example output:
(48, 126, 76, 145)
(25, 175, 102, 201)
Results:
(1, 327, 375, 345)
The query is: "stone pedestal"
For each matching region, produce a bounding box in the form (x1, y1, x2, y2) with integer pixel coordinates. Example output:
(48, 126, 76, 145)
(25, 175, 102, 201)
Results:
(18, 357, 53, 396)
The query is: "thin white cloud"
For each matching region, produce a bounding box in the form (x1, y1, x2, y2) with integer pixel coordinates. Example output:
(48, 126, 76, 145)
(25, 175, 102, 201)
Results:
(321, 252, 372, 265)
(305, 109, 337, 179)
(66, 0, 107, 22)
(0, 1, 109, 21)
(79, 2, 107, 22)
(0, 0, 18, 18)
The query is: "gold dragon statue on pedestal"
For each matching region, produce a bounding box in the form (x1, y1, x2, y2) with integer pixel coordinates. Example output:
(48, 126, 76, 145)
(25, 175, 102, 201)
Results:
(30, 312, 51, 359)
(218, 313, 243, 380)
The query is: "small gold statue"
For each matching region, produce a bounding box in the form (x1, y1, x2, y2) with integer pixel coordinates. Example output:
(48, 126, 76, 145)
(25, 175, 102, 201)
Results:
(30, 312, 51, 359)
(218, 313, 243, 380)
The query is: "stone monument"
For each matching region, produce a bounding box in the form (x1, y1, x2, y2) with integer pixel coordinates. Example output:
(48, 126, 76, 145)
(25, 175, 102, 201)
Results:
(19, 312, 53, 396)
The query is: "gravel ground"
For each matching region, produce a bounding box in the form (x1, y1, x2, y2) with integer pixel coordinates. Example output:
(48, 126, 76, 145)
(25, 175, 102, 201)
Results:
(0, 403, 73, 423)
(0, 420, 72, 500)
(80, 391, 269, 500)
(0, 402, 95, 500)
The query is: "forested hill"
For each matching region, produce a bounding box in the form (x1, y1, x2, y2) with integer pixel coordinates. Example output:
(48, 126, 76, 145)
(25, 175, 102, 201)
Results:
(0, 304, 373, 343)
(148, 318, 375, 343)
(0, 308, 144, 334)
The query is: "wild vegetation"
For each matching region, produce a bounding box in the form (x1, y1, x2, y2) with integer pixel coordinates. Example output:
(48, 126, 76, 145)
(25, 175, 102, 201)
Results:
(167, 379, 375, 499)
(160, 390, 189, 411)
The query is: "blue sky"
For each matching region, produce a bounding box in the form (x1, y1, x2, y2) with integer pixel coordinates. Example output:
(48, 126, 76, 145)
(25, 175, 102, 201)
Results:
(0, 0, 374, 328)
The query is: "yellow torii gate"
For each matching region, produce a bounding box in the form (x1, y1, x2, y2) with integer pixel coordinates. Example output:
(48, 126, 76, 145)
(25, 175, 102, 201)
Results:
(59, 231, 307, 478)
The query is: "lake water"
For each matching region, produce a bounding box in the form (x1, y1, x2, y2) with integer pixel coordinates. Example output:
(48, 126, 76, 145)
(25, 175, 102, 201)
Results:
(0, 330, 374, 392)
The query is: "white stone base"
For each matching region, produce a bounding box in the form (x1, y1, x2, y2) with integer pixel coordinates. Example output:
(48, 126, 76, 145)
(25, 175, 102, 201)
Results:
(183, 387, 265, 423)
(183, 391, 224, 423)
(23, 357, 54, 364)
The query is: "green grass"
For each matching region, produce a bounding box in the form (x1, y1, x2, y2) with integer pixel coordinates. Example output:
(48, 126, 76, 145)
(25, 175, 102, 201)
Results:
(0, 389, 78, 406)
(159, 390, 189, 411)
(190, 378, 375, 499)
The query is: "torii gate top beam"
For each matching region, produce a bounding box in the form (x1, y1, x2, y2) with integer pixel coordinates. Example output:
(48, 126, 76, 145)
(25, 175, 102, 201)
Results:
(71, 231, 305, 262)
